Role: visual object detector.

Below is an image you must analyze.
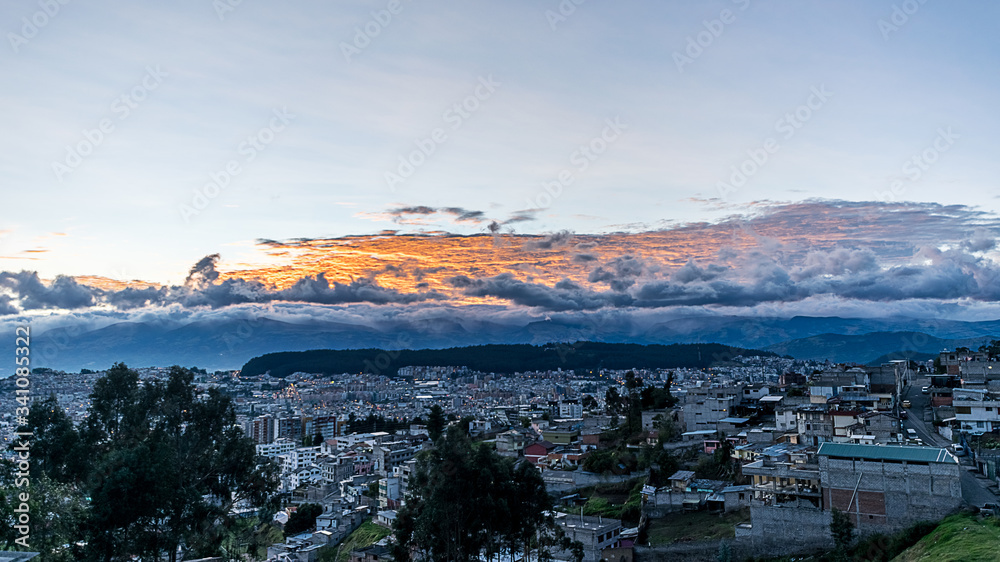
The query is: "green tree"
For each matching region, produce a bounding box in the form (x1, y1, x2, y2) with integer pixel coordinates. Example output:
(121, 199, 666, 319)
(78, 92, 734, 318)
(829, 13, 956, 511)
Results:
(283, 503, 323, 536)
(426, 404, 446, 441)
(23, 363, 279, 562)
(391, 425, 577, 561)
(831, 507, 855, 557)
(605, 387, 622, 416)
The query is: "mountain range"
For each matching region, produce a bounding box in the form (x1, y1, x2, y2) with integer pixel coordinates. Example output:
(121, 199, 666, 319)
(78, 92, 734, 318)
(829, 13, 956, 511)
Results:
(15, 314, 1000, 375)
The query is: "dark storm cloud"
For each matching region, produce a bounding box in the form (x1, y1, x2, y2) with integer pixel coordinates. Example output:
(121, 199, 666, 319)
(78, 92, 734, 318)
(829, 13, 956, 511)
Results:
(0, 253, 446, 315)
(450, 272, 633, 311)
(275, 274, 444, 305)
(588, 255, 647, 291)
(672, 260, 729, 283)
(0, 271, 95, 309)
(184, 253, 221, 287)
(0, 294, 18, 315)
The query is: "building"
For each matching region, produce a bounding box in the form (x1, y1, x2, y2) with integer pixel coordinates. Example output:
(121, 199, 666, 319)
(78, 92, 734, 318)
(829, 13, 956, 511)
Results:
(743, 443, 962, 548)
(542, 428, 580, 445)
(817, 443, 962, 533)
(378, 477, 401, 509)
(558, 399, 584, 419)
(252, 414, 275, 444)
(683, 384, 743, 432)
(796, 407, 833, 446)
(373, 441, 418, 476)
(552, 512, 623, 562)
(524, 441, 557, 465)
(256, 437, 295, 458)
(495, 429, 532, 457)
(953, 388, 1000, 434)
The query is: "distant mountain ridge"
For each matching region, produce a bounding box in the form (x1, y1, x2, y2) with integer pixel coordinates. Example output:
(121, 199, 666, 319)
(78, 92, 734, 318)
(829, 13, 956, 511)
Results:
(11, 314, 1000, 374)
(240, 342, 779, 378)
(763, 331, 994, 364)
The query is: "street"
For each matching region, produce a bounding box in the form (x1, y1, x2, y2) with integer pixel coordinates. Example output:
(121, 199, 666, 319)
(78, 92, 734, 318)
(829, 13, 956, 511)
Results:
(901, 376, 1000, 507)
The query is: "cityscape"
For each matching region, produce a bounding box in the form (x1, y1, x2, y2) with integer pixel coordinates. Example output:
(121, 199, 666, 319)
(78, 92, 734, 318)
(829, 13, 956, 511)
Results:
(3, 1, 1000, 561)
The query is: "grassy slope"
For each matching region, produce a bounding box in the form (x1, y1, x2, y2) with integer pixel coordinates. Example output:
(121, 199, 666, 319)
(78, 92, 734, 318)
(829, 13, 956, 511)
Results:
(646, 509, 749, 545)
(892, 514, 1000, 562)
(320, 520, 392, 562)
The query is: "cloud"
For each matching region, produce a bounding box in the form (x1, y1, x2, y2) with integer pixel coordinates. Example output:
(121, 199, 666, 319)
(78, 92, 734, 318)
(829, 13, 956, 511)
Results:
(449, 272, 633, 311)
(0, 271, 95, 310)
(7, 200, 1000, 320)
(962, 228, 998, 253)
(0, 295, 17, 315)
(185, 253, 221, 288)
(523, 230, 573, 251)
(588, 255, 648, 291)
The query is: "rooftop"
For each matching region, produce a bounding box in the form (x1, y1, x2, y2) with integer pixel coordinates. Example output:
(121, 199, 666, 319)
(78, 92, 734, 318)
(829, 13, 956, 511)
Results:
(817, 442, 957, 464)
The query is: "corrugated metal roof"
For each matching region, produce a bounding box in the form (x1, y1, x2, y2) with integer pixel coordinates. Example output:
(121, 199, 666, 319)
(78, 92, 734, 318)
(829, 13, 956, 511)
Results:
(817, 442, 956, 464)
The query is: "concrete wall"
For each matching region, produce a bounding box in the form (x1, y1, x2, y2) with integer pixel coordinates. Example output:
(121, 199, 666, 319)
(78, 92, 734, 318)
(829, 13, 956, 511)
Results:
(819, 456, 962, 533)
(748, 502, 833, 547)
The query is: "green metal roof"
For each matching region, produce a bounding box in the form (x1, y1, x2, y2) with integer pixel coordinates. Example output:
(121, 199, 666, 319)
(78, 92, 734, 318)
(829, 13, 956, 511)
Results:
(817, 442, 956, 464)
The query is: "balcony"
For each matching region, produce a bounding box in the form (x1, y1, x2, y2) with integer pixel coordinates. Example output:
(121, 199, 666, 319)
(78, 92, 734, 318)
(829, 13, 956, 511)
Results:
(742, 459, 820, 481)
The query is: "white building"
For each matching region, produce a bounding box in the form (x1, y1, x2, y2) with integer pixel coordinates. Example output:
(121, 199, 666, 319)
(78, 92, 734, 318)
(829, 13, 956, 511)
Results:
(256, 438, 295, 459)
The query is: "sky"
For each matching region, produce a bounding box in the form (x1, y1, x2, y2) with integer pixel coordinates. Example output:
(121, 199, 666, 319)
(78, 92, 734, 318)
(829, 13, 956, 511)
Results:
(3, 0, 1000, 333)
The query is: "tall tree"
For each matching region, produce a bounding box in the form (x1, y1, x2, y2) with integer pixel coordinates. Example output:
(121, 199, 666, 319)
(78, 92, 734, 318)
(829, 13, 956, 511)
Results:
(426, 404, 446, 441)
(391, 426, 579, 561)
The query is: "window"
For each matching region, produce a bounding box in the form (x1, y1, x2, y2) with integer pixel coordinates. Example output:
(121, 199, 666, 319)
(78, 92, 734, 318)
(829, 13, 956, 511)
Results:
(957, 406, 972, 415)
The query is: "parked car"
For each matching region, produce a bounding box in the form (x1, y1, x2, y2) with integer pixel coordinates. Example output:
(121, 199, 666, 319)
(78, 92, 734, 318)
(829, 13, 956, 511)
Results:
(899, 410, 908, 419)
(902, 400, 911, 408)
(981, 502, 999, 516)
(906, 428, 918, 439)
(953, 444, 967, 456)
(921, 386, 930, 394)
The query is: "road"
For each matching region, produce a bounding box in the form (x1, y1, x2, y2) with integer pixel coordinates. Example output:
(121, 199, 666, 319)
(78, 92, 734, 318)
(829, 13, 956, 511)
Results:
(901, 376, 999, 507)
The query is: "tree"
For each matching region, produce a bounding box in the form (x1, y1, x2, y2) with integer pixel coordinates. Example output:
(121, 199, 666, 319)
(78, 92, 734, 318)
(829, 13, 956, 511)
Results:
(605, 387, 622, 416)
(391, 426, 575, 561)
(22, 363, 279, 562)
(283, 503, 323, 536)
(426, 404, 446, 441)
(831, 507, 855, 556)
